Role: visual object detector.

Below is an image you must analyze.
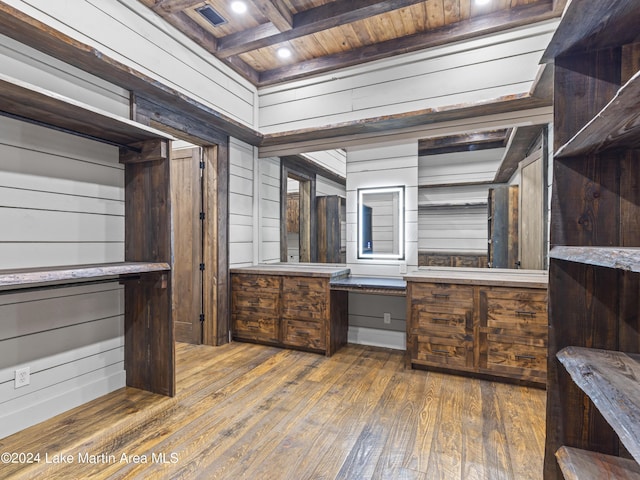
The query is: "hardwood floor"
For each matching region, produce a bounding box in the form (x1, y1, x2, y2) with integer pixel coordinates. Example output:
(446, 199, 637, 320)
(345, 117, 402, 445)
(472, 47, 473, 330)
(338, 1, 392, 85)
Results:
(0, 342, 546, 479)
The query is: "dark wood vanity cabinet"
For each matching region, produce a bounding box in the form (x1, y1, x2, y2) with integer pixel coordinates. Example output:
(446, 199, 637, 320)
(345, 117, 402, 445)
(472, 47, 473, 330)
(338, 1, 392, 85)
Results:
(231, 265, 349, 356)
(406, 268, 548, 386)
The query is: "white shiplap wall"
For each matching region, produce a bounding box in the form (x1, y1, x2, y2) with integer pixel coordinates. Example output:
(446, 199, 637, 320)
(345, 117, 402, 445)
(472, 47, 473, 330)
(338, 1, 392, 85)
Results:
(0, 116, 126, 439)
(229, 138, 256, 267)
(417, 148, 503, 253)
(345, 140, 418, 350)
(259, 21, 558, 134)
(5, 0, 257, 127)
(259, 157, 281, 264)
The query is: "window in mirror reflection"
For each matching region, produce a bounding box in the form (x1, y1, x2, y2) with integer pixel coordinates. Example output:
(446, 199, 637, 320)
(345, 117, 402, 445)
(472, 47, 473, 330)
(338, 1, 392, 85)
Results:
(358, 186, 405, 260)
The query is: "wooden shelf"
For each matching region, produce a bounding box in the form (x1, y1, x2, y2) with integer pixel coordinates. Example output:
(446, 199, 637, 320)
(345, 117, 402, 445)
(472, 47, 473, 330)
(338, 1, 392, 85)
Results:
(556, 446, 640, 480)
(550, 246, 640, 272)
(0, 73, 172, 147)
(0, 262, 170, 292)
(555, 70, 640, 157)
(541, 0, 640, 63)
(557, 347, 640, 464)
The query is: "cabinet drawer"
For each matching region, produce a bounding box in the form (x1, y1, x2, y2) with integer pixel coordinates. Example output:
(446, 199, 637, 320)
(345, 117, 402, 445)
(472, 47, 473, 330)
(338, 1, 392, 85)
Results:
(413, 309, 470, 334)
(232, 274, 280, 293)
(282, 318, 326, 350)
(483, 288, 547, 330)
(232, 315, 279, 343)
(487, 340, 546, 378)
(282, 277, 327, 320)
(413, 334, 471, 368)
(282, 276, 326, 299)
(411, 283, 474, 309)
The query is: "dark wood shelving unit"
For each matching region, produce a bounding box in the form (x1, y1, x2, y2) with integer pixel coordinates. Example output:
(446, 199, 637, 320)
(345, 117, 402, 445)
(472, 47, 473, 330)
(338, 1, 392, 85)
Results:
(0, 74, 176, 397)
(557, 347, 640, 463)
(0, 262, 170, 291)
(543, 1, 640, 478)
(555, 446, 640, 480)
(549, 246, 640, 273)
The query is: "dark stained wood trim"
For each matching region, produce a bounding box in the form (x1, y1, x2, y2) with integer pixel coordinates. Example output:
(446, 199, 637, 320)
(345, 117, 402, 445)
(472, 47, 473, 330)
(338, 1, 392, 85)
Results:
(260, 93, 551, 150)
(0, 1, 261, 145)
(494, 125, 544, 183)
(133, 94, 230, 146)
(151, 0, 202, 14)
(215, 140, 230, 345)
(418, 130, 508, 156)
(282, 154, 346, 186)
(257, 2, 559, 86)
(217, 0, 427, 58)
(119, 139, 169, 164)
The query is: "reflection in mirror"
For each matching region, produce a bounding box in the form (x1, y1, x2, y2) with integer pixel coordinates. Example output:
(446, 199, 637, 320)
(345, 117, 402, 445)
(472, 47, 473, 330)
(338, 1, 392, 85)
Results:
(358, 186, 405, 260)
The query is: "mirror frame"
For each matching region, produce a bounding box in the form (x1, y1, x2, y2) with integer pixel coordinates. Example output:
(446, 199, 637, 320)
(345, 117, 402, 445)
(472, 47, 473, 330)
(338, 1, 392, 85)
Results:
(357, 185, 405, 260)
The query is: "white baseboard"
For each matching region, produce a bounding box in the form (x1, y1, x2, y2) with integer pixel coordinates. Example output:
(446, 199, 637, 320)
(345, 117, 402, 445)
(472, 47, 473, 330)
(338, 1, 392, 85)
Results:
(348, 326, 406, 350)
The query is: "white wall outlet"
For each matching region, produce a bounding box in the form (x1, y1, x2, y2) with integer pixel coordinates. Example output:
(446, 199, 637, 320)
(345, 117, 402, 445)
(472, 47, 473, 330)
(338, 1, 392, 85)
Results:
(399, 262, 407, 274)
(15, 367, 30, 389)
(383, 313, 391, 324)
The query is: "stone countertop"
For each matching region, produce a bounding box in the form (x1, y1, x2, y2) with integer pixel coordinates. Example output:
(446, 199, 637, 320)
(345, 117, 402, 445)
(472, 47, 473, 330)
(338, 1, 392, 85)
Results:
(404, 267, 548, 288)
(230, 263, 350, 279)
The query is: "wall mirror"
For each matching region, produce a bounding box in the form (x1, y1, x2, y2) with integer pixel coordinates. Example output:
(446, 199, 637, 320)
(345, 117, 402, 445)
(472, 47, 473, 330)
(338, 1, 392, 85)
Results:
(358, 186, 405, 260)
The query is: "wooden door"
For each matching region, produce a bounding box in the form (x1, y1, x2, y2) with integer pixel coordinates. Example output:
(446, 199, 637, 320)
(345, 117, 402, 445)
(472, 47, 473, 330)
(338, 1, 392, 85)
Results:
(519, 154, 545, 270)
(171, 147, 203, 344)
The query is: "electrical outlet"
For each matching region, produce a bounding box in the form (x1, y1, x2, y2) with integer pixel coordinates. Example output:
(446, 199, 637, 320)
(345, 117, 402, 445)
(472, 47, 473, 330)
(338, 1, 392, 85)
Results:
(15, 367, 30, 389)
(399, 262, 407, 274)
(383, 313, 391, 324)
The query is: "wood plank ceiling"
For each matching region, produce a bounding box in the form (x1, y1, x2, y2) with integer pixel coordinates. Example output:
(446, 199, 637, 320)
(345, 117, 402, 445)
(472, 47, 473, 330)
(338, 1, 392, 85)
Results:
(139, 0, 561, 87)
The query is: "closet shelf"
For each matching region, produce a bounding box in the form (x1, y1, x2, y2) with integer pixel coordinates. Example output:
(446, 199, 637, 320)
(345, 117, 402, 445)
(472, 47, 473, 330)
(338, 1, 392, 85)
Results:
(557, 347, 640, 464)
(555, 446, 640, 480)
(555, 70, 640, 158)
(0, 262, 170, 292)
(549, 246, 640, 272)
(0, 73, 172, 147)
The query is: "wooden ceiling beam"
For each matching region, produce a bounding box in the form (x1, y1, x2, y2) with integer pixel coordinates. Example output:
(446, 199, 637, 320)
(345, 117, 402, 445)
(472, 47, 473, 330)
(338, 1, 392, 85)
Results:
(493, 125, 544, 183)
(418, 130, 509, 156)
(250, 0, 293, 32)
(151, 0, 202, 15)
(258, 2, 558, 86)
(216, 0, 426, 58)
(160, 11, 218, 52)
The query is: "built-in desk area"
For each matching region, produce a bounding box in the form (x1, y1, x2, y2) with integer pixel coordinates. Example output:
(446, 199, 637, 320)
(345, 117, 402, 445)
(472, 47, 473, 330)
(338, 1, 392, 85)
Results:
(329, 276, 406, 296)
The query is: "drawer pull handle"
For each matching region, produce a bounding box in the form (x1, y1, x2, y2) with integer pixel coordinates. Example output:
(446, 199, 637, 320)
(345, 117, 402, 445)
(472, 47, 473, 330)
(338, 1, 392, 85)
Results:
(432, 293, 450, 299)
(432, 349, 449, 354)
(432, 317, 450, 323)
(516, 354, 536, 360)
(515, 310, 537, 317)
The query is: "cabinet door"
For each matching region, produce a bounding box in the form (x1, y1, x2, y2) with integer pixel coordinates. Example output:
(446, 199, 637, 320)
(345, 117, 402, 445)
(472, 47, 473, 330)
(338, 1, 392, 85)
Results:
(232, 274, 280, 343)
(281, 276, 327, 350)
(481, 287, 547, 382)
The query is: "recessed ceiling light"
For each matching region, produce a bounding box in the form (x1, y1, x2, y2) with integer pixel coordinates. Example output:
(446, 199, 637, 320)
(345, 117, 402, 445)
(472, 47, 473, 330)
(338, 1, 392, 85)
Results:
(231, 1, 247, 14)
(476, 0, 491, 5)
(277, 47, 292, 59)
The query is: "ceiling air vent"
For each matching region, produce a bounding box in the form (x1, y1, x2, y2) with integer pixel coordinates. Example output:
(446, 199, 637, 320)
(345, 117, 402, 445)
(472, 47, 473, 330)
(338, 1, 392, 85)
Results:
(196, 5, 227, 27)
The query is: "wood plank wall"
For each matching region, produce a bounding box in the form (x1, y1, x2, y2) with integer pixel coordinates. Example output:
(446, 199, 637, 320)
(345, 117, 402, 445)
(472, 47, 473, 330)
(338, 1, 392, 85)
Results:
(258, 22, 557, 135)
(0, 116, 126, 439)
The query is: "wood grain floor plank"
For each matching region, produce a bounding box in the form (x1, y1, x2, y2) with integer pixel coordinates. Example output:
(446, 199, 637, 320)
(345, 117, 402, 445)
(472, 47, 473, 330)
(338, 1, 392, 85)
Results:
(0, 342, 546, 480)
